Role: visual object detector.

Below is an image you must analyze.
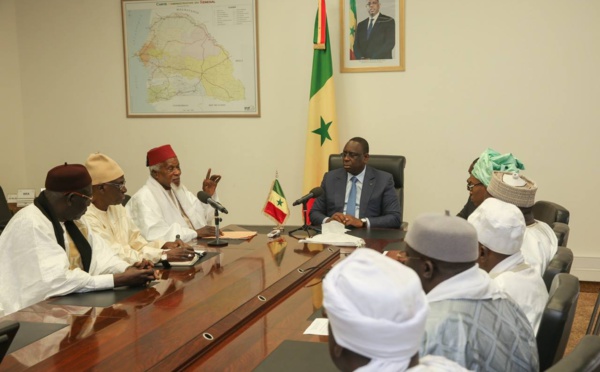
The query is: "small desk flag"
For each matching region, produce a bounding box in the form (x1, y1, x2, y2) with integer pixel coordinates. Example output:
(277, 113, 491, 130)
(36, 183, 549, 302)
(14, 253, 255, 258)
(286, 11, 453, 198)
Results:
(264, 179, 289, 225)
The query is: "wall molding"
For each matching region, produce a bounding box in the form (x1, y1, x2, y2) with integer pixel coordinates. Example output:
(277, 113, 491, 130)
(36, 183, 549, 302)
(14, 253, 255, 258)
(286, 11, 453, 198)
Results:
(572, 256, 600, 282)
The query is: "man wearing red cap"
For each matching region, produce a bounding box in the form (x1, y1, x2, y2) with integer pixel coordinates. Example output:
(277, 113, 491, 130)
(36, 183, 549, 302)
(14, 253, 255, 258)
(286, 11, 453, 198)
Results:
(0, 163, 157, 315)
(126, 144, 222, 242)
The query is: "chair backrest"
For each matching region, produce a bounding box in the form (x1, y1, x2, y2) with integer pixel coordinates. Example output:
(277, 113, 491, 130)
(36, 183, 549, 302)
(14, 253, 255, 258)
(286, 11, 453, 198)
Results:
(543, 247, 574, 291)
(533, 200, 570, 225)
(0, 321, 19, 364)
(328, 154, 406, 217)
(0, 186, 13, 235)
(533, 201, 571, 247)
(546, 335, 600, 372)
(536, 273, 580, 371)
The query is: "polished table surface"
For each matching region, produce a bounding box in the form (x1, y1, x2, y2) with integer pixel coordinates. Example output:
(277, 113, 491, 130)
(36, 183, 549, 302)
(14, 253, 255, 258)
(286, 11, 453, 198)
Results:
(189, 266, 333, 371)
(0, 225, 404, 371)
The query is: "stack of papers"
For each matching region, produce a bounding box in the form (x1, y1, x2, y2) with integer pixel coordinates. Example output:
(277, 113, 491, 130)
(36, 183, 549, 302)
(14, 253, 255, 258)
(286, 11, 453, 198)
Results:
(299, 221, 365, 247)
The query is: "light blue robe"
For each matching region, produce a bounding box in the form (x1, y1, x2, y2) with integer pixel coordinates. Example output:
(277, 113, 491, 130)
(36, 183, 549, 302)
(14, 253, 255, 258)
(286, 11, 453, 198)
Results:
(422, 298, 539, 372)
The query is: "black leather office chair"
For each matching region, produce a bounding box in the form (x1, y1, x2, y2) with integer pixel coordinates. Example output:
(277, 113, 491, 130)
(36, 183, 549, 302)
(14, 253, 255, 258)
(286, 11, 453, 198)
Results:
(0, 321, 20, 364)
(543, 247, 574, 291)
(546, 335, 600, 372)
(328, 154, 406, 222)
(536, 273, 580, 371)
(533, 200, 570, 246)
(0, 186, 13, 235)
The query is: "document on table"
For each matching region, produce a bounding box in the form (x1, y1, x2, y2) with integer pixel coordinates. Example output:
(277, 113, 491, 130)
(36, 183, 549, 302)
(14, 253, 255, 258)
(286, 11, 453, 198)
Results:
(205, 231, 258, 239)
(303, 318, 329, 336)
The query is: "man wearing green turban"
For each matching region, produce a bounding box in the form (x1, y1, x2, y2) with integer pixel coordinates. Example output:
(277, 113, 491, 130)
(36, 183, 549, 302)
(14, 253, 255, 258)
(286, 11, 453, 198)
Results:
(458, 148, 525, 219)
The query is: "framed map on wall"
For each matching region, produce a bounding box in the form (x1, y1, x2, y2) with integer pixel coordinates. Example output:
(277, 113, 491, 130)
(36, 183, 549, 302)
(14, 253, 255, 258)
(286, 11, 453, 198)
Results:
(121, 0, 260, 117)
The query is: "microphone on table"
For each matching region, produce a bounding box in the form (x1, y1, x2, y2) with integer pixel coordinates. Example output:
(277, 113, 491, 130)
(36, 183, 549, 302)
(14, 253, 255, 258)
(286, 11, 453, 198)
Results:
(197, 191, 229, 214)
(292, 187, 324, 206)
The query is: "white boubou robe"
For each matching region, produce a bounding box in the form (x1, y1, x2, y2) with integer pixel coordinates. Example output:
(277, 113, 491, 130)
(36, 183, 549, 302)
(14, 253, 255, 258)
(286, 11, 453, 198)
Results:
(0, 205, 129, 315)
(84, 203, 165, 264)
(521, 220, 558, 275)
(489, 251, 548, 334)
(126, 176, 216, 242)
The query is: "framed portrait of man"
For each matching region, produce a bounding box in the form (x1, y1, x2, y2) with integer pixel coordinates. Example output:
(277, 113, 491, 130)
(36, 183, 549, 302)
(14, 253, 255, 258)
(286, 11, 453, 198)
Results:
(340, 0, 405, 72)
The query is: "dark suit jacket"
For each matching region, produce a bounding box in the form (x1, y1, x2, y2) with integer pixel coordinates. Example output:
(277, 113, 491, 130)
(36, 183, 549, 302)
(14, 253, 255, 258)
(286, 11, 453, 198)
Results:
(353, 13, 395, 60)
(309, 166, 401, 228)
(457, 196, 477, 220)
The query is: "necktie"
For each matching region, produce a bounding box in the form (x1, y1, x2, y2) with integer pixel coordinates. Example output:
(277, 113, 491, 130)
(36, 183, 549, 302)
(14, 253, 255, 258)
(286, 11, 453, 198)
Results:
(346, 176, 358, 217)
(367, 18, 374, 39)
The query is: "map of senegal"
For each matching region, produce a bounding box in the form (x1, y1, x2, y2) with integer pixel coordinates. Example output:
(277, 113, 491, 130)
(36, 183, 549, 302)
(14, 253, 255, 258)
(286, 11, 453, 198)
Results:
(136, 13, 245, 104)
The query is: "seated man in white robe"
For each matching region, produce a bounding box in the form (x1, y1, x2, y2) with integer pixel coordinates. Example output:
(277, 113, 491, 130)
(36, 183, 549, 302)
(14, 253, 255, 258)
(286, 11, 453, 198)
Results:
(0, 163, 156, 315)
(487, 171, 558, 275)
(323, 248, 466, 372)
(469, 198, 548, 334)
(84, 153, 196, 265)
(126, 144, 221, 242)
(404, 212, 539, 371)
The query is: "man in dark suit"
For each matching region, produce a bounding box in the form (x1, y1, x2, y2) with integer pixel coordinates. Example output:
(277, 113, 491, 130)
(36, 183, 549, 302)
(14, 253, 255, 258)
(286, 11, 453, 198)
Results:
(353, 0, 395, 60)
(310, 137, 401, 229)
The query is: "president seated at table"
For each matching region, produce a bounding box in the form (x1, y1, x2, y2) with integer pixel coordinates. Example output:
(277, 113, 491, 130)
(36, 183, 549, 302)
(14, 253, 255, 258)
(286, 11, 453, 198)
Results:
(309, 137, 401, 229)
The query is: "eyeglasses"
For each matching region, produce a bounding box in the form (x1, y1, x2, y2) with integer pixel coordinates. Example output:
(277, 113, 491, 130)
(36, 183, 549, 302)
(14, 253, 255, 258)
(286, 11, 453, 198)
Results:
(466, 182, 483, 191)
(341, 151, 364, 159)
(65, 191, 94, 203)
(104, 181, 126, 192)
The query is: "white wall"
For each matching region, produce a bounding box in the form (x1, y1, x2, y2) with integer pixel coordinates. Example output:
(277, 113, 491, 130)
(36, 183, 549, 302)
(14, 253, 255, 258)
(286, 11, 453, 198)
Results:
(0, 0, 27, 192)
(2, 0, 599, 276)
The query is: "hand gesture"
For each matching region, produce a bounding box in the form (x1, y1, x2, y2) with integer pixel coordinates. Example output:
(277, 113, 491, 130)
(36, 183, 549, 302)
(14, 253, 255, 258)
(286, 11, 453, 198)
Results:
(202, 168, 221, 196)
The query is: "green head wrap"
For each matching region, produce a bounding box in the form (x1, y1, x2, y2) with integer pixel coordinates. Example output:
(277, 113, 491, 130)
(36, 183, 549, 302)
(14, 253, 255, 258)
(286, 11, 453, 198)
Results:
(471, 148, 525, 187)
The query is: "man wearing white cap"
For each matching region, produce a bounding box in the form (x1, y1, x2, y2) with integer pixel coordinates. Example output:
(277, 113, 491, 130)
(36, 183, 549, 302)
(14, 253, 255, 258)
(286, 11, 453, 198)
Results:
(84, 153, 196, 265)
(323, 248, 466, 371)
(468, 198, 548, 333)
(487, 171, 558, 275)
(404, 213, 538, 371)
(127, 144, 220, 242)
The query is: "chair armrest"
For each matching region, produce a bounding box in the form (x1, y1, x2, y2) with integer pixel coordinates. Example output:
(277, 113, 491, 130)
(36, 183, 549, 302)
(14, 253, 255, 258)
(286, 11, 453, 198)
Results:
(552, 222, 570, 247)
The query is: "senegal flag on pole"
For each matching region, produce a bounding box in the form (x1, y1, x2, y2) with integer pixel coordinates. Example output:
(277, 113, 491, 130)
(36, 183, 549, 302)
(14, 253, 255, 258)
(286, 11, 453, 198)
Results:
(302, 0, 340, 222)
(264, 178, 289, 225)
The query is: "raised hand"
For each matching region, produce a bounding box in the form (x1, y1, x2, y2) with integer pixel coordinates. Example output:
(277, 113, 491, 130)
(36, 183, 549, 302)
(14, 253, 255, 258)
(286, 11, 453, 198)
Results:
(202, 168, 222, 196)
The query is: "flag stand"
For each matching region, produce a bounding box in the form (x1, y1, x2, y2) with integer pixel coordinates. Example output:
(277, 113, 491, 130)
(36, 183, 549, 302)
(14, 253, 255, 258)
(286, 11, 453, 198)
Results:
(288, 201, 321, 240)
(207, 209, 228, 247)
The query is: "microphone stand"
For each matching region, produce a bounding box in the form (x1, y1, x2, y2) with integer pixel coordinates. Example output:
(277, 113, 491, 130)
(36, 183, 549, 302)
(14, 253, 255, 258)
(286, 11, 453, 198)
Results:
(288, 201, 321, 240)
(207, 208, 228, 247)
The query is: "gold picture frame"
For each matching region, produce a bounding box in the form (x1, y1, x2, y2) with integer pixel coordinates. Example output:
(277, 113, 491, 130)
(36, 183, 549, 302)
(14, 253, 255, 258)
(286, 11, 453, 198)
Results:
(340, 0, 405, 72)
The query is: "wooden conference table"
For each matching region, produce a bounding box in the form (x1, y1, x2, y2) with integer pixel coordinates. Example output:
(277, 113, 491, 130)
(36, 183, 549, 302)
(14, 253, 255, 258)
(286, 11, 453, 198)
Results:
(0, 225, 405, 371)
